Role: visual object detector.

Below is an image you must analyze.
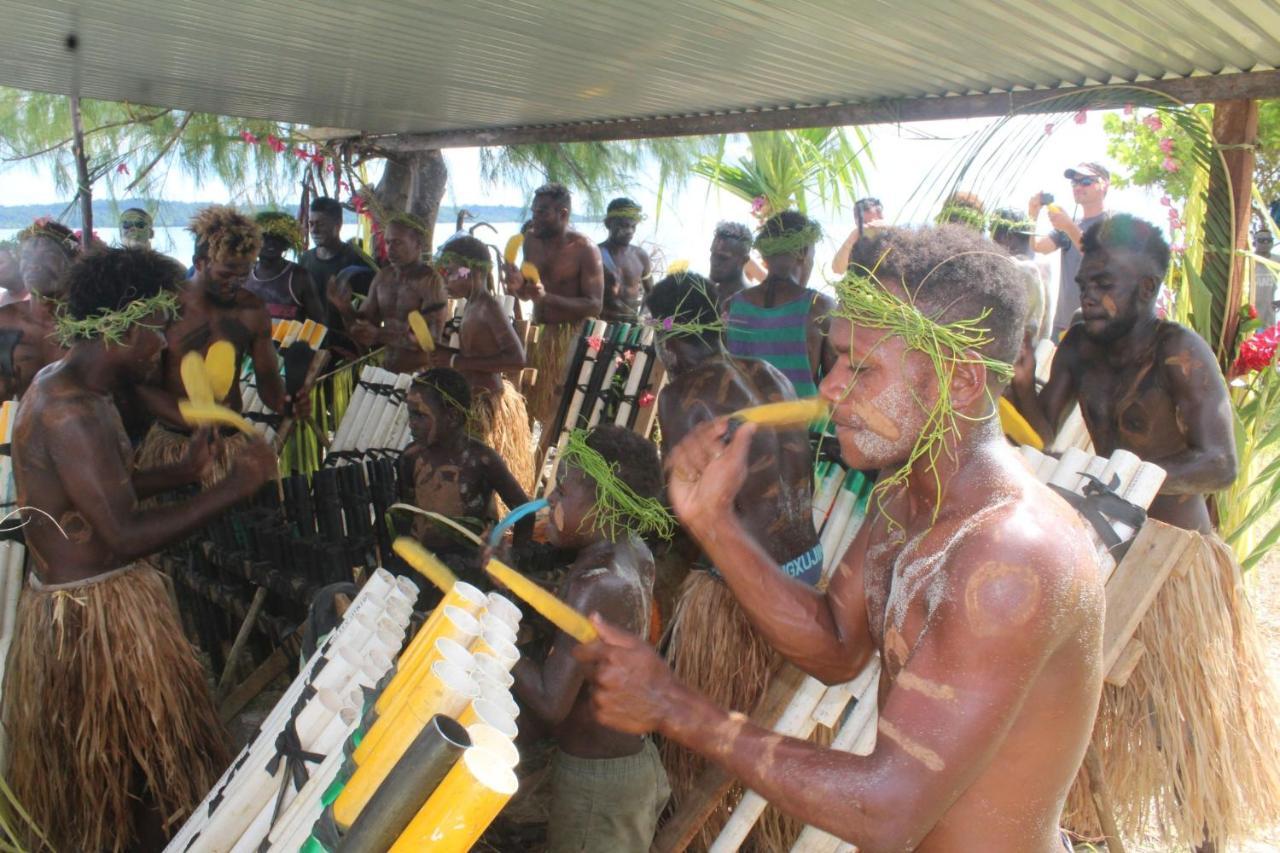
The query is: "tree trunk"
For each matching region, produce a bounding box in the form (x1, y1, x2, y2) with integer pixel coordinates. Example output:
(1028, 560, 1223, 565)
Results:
(69, 95, 93, 246)
(1207, 99, 1258, 362)
(373, 149, 448, 256)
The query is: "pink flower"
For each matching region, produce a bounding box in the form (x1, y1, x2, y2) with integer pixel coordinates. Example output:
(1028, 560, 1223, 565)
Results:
(587, 335, 603, 353)
(1073, 110, 1088, 125)
(1143, 114, 1164, 132)
(294, 147, 310, 160)
(1170, 242, 1185, 254)
(115, 162, 129, 175)
(265, 134, 286, 153)
(451, 266, 471, 280)
(1044, 122, 1054, 136)
(240, 130, 258, 145)
(325, 161, 337, 173)
(1160, 195, 1172, 207)
(337, 179, 349, 191)
(638, 391, 656, 408)
(623, 350, 636, 365)
(1158, 137, 1175, 154)
(750, 196, 768, 216)
(1123, 103, 1135, 116)
(662, 316, 674, 331)
(1161, 157, 1180, 173)
(1233, 322, 1280, 374)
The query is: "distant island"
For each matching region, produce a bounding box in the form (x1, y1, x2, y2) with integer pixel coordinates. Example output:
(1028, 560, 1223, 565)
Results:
(0, 201, 566, 229)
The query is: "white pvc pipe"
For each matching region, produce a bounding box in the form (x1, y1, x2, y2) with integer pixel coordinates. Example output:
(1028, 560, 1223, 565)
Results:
(614, 327, 655, 427)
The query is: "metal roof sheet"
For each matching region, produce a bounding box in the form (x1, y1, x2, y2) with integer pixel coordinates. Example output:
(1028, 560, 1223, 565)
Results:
(1, 0, 1278, 145)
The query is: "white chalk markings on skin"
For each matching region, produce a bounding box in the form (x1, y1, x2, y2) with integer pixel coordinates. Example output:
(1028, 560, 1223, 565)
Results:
(879, 718, 945, 772)
(896, 670, 957, 701)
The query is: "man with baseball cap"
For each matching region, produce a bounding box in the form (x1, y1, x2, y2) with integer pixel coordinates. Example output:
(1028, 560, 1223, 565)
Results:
(1029, 162, 1110, 338)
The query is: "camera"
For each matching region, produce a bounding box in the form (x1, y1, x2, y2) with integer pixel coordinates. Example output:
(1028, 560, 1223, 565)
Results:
(1039, 192, 1055, 205)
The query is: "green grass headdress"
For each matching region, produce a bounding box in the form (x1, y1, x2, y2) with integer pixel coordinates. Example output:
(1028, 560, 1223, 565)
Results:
(832, 257, 1013, 519)
(560, 429, 675, 541)
(53, 289, 180, 347)
(254, 211, 303, 253)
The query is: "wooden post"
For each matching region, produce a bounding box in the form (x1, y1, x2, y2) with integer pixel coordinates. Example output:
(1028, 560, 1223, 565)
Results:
(69, 95, 93, 247)
(1209, 99, 1258, 359)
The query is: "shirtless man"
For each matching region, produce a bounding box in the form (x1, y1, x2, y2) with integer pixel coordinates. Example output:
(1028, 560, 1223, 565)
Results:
(513, 425, 669, 852)
(4, 247, 278, 853)
(725, 210, 836, 397)
(435, 235, 534, 489)
(1010, 213, 1234, 533)
(578, 225, 1104, 852)
(331, 213, 446, 374)
(1010, 214, 1280, 848)
(597, 197, 653, 322)
(137, 206, 305, 471)
(708, 221, 753, 307)
(504, 183, 604, 425)
(247, 211, 325, 323)
(0, 220, 76, 399)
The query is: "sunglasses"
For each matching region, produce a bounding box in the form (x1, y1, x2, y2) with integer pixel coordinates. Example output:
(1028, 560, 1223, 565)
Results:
(1069, 176, 1100, 187)
(121, 219, 151, 229)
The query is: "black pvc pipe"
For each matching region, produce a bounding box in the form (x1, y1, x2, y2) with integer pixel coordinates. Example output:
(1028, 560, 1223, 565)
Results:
(337, 714, 471, 853)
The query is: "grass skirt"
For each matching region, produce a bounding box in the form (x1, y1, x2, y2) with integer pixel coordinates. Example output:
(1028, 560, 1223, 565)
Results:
(525, 322, 580, 431)
(2, 564, 228, 852)
(661, 569, 826, 851)
(472, 379, 535, 494)
(1064, 532, 1280, 847)
(135, 421, 252, 487)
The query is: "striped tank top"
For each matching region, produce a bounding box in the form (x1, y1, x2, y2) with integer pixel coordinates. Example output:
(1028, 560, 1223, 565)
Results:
(726, 292, 819, 396)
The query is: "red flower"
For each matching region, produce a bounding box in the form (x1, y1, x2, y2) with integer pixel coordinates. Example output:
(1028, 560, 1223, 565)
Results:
(1073, 110, 1088, 125)
(115, 162, 129, 175)
(638, 391, 656, 408)
(1161, 157, 1180, 173)
(1160, 195, 1172, 207)
(623, 350, 636, 365)
(293, 147, 311, 160)
(1143, 114, 1164, 132)
(265, 134, 286, 153)
(325, 160, 337, 173)
(586, 335, 604, 353)
(240, 130, 258, 145)
(1248, 304, 1259, 320)
(1233, 323, 1280, 374)
(1158, 137, 1175, 154)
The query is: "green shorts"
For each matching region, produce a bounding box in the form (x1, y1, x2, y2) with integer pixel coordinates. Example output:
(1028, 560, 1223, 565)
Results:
(547, 738, 671, 853)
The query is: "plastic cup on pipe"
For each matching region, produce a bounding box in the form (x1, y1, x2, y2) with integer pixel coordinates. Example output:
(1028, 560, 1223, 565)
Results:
(457, 697, 517, 738)
(485, 592, 522, 629)
(475, 681, 519, 720)
(479, 612, 518, 644)
(472, 652, 515, 688)
(376, 606, 481, 715)
(469, 628, 519, 671)
(466, 723, 520, 769)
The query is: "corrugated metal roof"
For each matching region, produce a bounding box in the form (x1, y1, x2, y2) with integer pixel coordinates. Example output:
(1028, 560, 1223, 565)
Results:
(1, 0, 1278, 144)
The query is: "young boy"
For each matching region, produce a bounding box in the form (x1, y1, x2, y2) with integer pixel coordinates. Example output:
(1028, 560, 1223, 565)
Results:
(512, 425, 672, 853)
(435, 234, 535, 491)
(402, 368, 532, 566)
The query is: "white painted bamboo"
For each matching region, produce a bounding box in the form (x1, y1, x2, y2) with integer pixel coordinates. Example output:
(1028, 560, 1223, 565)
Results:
(586, 326, 629, 427)
(709, 675, 834, 852)
(614, 327, 656, 427)
(330, 365, 377, 452)
(542, 319, 609, 495)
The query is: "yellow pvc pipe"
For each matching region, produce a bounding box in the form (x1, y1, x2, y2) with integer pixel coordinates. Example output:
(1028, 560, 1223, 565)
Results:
(456, 698, 518, 738)
(376, 605, 480, 716)
(356, 656, 477, 766)
(468, 628, 519, 671)
(343, 661, 478, 815)
(388, 747, 518, 853)
(399, 582, 488, 675)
